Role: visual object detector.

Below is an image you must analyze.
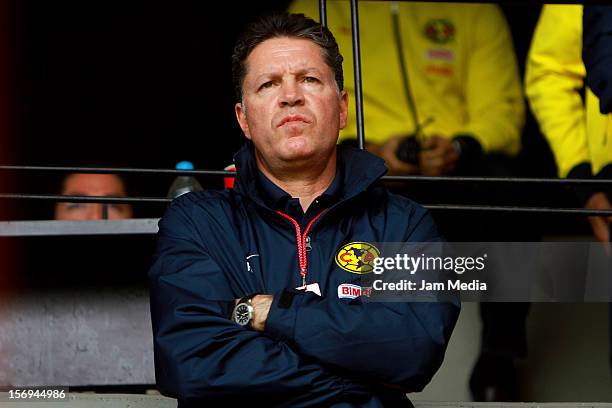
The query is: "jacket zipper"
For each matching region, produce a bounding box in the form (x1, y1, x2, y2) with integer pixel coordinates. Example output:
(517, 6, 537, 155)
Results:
(276, 210, 327, 286)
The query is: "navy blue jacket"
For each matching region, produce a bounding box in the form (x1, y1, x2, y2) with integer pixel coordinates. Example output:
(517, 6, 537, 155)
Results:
(584, 5, 612, 114)
(149, 144, 460, 407)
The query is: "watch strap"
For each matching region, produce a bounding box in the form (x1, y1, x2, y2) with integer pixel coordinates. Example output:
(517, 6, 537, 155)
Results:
(238, 292, 262, 305)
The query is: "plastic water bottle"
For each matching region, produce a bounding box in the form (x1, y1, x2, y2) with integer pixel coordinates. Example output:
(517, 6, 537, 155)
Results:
(167, 161, 204, 199)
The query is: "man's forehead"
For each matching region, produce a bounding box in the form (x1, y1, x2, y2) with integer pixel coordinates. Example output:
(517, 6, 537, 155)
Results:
(245, 37, 328, 76)
(64, 174, 126, 194)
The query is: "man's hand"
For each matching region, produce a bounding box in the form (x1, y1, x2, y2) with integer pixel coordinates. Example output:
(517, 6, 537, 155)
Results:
(250, 294, 273, 331)
(418, 136, 459, 176)
(585, 192, 612, 254)
(369, 138, 419, 176)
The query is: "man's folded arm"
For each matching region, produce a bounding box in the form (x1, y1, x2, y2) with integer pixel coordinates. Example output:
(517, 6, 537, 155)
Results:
(148, 203, 371, 406)
(265, 209, 460, 391)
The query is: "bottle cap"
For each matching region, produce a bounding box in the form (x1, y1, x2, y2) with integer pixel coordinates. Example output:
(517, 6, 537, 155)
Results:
(175, 161, 194, 170)
(224, 164, 237, 189)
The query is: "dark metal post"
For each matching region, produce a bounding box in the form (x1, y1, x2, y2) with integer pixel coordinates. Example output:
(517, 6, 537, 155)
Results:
(318, 0, 327, 27)
(349, 0, 365, 150)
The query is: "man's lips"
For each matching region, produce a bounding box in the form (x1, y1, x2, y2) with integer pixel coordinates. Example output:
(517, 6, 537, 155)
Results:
(277, 115, 310, 127)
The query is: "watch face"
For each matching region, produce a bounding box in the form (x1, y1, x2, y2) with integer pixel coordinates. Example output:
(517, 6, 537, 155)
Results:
(234, 303, 251, 326)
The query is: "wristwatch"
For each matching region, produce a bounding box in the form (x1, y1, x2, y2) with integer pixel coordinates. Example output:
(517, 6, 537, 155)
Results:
(232, 293, 260, 327)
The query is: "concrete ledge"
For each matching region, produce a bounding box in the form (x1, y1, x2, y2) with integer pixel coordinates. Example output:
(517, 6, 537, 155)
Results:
(0, 393, 174, 408)
(1, 394, 612, 408)
(0, 218, 160, 236)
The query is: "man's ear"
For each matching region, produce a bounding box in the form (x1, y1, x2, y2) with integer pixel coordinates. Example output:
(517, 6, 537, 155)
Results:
(235, 102, 252, 140)
(339, 90, 349, 130)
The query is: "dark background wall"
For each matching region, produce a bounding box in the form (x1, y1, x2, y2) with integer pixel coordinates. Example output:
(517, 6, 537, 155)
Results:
(8, 1, 292, 219)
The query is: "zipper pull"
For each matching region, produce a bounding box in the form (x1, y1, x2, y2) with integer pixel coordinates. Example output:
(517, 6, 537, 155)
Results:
(305, 236, 312, 252)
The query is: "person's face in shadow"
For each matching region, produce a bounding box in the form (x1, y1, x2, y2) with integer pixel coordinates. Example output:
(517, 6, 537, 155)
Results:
(54, 173, 133, 220)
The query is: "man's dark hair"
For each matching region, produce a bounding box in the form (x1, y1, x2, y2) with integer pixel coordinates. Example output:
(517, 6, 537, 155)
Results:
(231, 12, 344, 102)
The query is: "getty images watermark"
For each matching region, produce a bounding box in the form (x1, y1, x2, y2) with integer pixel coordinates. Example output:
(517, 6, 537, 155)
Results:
(371, 251, 488, 292)
(339, 242, 612, 302)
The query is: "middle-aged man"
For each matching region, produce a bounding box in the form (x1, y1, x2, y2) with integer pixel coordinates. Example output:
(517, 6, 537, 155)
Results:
(149, 13, 459, 407)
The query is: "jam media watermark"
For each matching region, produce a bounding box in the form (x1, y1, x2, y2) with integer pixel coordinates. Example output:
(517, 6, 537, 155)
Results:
(371, 278, 487, 292)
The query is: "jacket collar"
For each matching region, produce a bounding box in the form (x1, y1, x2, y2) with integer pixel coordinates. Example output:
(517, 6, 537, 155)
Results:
(255, 162, 343, 211)
(233, 141, 387, 210)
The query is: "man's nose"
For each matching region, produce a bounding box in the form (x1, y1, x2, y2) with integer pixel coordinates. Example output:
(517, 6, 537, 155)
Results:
(279, 80, 304, 107)
(86, 204, 108, 220)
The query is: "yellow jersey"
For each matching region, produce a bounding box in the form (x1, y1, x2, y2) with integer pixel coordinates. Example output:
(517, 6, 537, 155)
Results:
(289, 0, 525, 155)
(526, 4, 612, 177)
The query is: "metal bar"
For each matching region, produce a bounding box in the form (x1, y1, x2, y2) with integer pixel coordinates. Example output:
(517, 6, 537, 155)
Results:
(0, 165, 235, 177)
(424, 204, 612, 216)
(3, 165, 612, 186)
(381, 175, 612, 185)
(0, 193, 170, 204)
(378, 0, 612, 4)
(349, 0, 366, 150)
(319, 0, 327, 27)
(0, 218, 160, 236)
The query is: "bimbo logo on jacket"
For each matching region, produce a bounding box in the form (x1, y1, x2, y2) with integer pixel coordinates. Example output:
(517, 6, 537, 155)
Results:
(337, 283, 372, 299)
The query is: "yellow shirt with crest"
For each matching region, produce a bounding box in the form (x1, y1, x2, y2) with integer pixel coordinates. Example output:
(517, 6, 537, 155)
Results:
(289, 0, 525, 155)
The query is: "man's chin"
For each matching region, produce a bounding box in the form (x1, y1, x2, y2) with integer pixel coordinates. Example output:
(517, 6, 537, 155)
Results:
(280, 139, 316, 159)
(279, 149, 316, 163)
(281, 140, 338, 162)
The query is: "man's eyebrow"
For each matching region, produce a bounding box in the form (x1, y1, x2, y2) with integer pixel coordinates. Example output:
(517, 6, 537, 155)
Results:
(301, 67, 324, 74)
(253, 67, 325, 83)
(253, 73, 275, 83)
(292, 67, 325, 76)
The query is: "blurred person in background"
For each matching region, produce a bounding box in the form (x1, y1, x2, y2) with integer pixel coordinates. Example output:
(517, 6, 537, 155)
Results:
(526, 4, 612, 246)
(289, 0, 524, 177)
(525, 3, 612, 373)
(583, 3, 612, 377)
(584, 5, 612, 119)
(54, 173, 133, 220)
(289, 0, 527, 401)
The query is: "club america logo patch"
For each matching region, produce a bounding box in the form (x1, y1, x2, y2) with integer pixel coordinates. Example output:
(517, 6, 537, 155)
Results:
(335, 242, 380, 274)
(424, 19, 455, 44)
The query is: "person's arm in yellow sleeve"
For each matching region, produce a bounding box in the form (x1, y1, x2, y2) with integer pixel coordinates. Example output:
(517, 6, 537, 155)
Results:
(526, 5, 612, 245)
(461, 4, 525, 157)
(525, 5, 589, 179)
